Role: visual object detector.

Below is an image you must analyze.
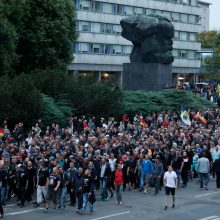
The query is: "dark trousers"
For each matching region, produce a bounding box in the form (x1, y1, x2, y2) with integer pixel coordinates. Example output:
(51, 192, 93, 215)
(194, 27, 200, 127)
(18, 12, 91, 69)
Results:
(181, 171, 188, 186)
(8, 178, 17, 200)
(67, 185, 76, 205)
(0, 189, 3, 215)
(216, 172, 220, 188)
(17, 186, 26, 205)
(26, 182, 34, 202)
(76, 191, 83, 210)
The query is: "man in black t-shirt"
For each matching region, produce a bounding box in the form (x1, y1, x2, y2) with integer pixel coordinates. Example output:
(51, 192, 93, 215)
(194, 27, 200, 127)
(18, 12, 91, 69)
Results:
(26, 161, 36, 202)
(16, 164, 28, 208)
(171, 150, 184, 187)
(35, 163, 49, 207)
(44, 167, 61, 212)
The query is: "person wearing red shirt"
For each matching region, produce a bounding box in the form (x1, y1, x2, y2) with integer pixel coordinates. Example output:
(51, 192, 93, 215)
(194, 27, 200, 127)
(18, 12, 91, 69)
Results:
(114, 164, 124, 205)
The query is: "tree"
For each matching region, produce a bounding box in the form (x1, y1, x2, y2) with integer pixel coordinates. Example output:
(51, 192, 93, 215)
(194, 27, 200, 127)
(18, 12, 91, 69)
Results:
(0, 1, 19, 76)
(15, 0, 77, 74)
(0, 74, 41, 127)
(66, 78, 123, 119)
(198, 31, 220, 75)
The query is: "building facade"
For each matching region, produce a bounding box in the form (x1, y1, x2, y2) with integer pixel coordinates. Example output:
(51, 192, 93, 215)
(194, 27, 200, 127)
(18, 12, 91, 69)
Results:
(69, 0, 210, 85)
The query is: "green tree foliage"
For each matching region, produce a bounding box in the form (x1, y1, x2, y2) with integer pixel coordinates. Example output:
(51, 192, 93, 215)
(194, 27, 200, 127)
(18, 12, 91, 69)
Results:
(40, 94, 73, 126)
(0, 1, 19, 76)
(15, 0, 77, 74)
(122, 89, 215, 115)
(0, 74, 41, 127)
(66, 78, 123, 119)
(198, 31, 220, 74)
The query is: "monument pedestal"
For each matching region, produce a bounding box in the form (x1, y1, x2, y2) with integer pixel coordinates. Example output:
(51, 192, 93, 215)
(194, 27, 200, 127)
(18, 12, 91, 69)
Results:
(122, 63, 172, 91)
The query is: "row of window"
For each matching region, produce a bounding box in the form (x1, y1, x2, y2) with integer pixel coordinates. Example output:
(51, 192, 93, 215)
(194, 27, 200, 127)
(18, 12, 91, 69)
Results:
(75, 42, 132, 55)
(75, 42, 198, 60)
(157, 0, 197, 6)
(74, 0, 200, 25)
(77, 20, 198, 42)
(173, 49, 199, 59)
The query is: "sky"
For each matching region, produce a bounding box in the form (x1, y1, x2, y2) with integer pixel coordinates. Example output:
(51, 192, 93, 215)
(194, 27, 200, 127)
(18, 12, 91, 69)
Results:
(208, 0, 220, 30)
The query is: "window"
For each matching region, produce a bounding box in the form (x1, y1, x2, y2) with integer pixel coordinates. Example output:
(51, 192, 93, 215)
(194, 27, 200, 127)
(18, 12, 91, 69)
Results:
(174, 31, 179, 40)
(101, 24, 113, 34)
(189, 33, 197, 41)
(104, 44, 113, 54)
(91, 22, 101, 33)
(91, 43, 100, 53)
(77, 43, 90, 53)
(190, 0, 197, 6)
(79, 21, 90, 32)
(179, 50, 187, 59)
(134, 7, 144, 15)
(113, 25, 122, 34)
(163, 11, 172, 20)
(188, 51, 195, 59)
(93, 1, 101, 12)
(180, 32, 187, 41)
(124, 6, 133, 15)
(103, 3, 112, 13)
(189, 15, 196, 24)
(172, 49, 178, 58)
(113, 45, 122, 55)
(182, 0, 189, 4)
(145, 9, 153, 15)
(123, 46, 132, 55)
(80, 0, 91, 10)
(172, 12, 179, 21)
(117, 5, 123, 14)
(155, 10, 163, 16)
(180, 14, 188, 23)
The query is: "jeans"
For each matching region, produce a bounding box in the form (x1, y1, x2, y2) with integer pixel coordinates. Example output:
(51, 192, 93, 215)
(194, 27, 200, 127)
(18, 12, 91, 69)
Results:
(100, 177, 108, 200)
(1, 186, 7, 203)
(115, 185, 122, 202)
(199, 172, 209, 188)
(60, 187, 67, 208)
(37, 186, 47, 204)
(81, 193, 93, 213)
(76, 191, 83, 210)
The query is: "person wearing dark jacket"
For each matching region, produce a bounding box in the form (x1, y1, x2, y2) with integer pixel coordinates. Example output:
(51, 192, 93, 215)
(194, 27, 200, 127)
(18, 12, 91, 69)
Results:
(80, 169, 95, 214)
(152, 155, 163, 195)
(73, 167, 84, 212)
(100, 158, 111, 201)
(215, 156, 220, 189)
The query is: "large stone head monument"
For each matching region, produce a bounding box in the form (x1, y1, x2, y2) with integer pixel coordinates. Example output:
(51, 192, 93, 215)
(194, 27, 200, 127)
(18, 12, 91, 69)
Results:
(120, 14, 174, 91)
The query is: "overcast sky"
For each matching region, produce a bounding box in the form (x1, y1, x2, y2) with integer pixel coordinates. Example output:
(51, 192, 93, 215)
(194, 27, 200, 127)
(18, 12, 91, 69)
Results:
(208, 0, 220, 30)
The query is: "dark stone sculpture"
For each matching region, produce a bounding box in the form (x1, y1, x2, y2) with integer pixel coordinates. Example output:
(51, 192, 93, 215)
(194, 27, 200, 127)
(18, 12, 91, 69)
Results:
(120, 14, 174, 64)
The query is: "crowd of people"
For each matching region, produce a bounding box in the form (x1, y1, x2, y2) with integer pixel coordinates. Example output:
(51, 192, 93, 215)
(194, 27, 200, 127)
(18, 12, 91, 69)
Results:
(1, 108, 220, 216)
(179, 82, 220, 105)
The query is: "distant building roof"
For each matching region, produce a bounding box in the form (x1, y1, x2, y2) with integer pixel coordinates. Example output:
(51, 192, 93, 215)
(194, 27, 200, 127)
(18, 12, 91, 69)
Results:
(198, 0, 212, 5)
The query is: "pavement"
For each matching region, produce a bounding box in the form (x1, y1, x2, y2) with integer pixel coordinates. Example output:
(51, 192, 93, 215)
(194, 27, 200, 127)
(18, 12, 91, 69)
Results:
(4, 179, 220, 220)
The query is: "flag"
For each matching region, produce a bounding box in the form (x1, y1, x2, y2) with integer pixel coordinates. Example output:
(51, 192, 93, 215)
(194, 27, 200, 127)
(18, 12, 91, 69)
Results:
(217, 84, 220, 97)
(140, 119, 147, 126)
(0, 128, 4, 138)
(196, 113, 207, 125)
(180, 107, 191, 126)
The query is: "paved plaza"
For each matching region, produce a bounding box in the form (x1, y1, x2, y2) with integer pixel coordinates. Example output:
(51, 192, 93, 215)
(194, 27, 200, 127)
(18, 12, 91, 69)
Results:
(4, 180, 220, 220)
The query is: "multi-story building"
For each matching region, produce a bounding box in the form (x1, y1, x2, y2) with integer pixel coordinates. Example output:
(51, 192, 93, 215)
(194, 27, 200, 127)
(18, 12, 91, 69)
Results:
(69, 0, 210, 85)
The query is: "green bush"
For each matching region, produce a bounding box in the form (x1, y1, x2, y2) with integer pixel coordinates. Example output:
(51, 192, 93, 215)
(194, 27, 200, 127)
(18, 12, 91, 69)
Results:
(40, 93, 74, 126)
(66, 77, 123, 119)
(122, 89, 216, 115)
(0, 74, 41, 127)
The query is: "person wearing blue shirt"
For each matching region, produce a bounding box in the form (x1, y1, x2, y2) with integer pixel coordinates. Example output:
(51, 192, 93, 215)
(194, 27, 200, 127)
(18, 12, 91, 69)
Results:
(140, 155, 153, 194)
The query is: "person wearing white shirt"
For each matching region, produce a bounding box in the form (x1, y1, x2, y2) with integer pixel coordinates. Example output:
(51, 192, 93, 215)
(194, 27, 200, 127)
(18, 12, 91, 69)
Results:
(163, 165, 177, 210)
